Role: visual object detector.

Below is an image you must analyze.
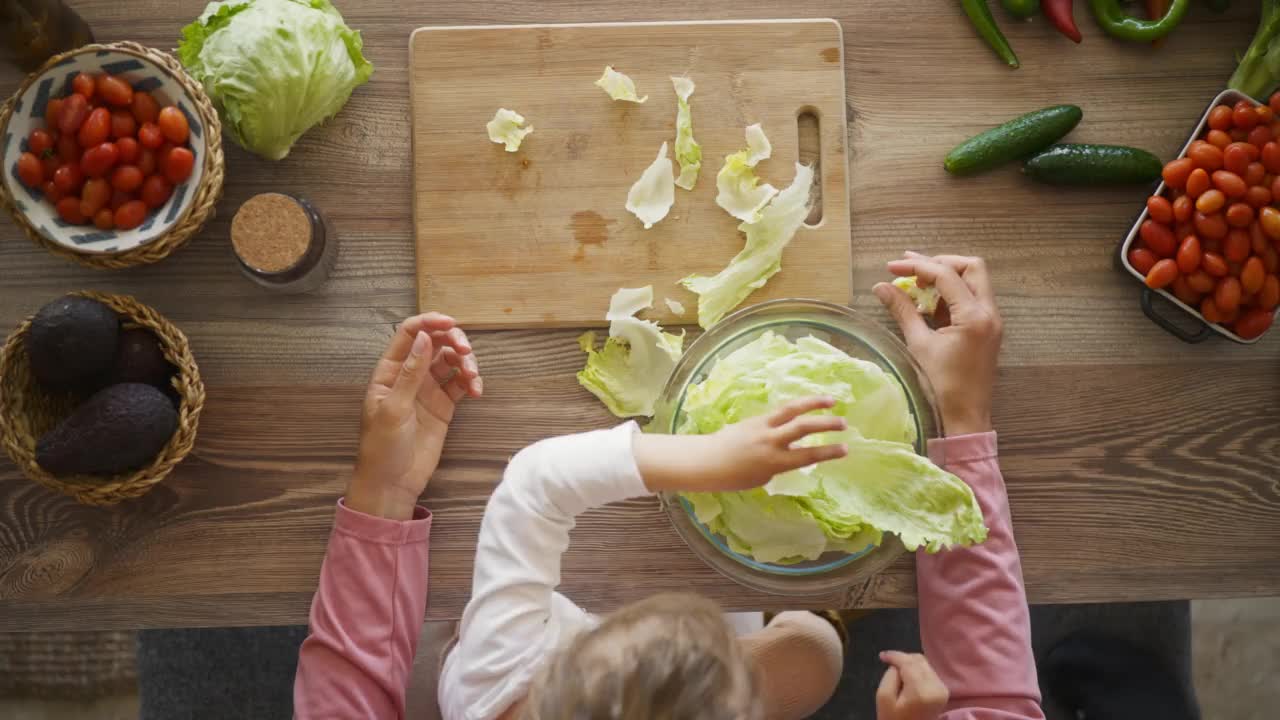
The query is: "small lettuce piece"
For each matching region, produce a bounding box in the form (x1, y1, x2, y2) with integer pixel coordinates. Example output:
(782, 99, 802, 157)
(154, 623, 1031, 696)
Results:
(893, 276, 940, 314)
(671, 76, 702, 190)
(486, 108, 533, 152)
(595, 66, 648, 103)
(625, 142, 675, 229)
(675, 331, 987, 562)
(664, 298, 686, 315)
(577, 286, 684, 417)
(715, 123, 778, 223)
(683, 163, 814, 328)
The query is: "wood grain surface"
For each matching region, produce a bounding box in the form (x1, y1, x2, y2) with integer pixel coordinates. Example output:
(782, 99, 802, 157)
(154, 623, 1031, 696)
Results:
(410, 20, 851, 328)
(2, 0, 1280, 631)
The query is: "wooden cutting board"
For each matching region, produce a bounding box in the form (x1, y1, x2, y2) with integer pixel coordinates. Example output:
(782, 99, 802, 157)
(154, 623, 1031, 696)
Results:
(410, 20, 851, 328)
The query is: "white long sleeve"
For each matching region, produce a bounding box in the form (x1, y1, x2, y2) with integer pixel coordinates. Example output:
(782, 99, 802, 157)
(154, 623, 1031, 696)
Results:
(438, 422, 649, 720)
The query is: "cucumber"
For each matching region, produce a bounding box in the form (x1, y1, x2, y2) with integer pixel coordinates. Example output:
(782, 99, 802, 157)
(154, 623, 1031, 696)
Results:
(944, 105, 1082, 176)
(1022, 144, 1163, 185)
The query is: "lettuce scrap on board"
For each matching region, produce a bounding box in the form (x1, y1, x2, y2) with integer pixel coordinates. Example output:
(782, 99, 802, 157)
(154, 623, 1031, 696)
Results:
(486, 108, 533, 152)
(678, 331, 987, 563)
(595, 66, 648, 103)
(577, 287, 684, 418)
(715, 123, 778, 223)
(625, 143, 676, 229)
(671, 77, 702, 190)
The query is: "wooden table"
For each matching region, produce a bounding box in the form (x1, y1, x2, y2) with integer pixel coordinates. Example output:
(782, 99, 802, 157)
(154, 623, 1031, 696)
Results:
(2, 1, 1278, 631)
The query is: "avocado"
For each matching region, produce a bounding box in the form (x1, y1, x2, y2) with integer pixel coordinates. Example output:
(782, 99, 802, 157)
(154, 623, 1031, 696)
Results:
(36, 383, 178, 476)
(26, 296, 120, 389)
(108, 328, 174, 389)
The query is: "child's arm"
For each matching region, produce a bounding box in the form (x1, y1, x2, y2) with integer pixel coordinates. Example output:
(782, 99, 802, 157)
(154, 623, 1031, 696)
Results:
(294, 315, 481, 720)
(439, 398, 848, 720)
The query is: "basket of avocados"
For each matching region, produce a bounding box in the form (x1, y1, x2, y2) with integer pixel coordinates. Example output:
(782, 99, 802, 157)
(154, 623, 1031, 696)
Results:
(0, 291, 204, 506)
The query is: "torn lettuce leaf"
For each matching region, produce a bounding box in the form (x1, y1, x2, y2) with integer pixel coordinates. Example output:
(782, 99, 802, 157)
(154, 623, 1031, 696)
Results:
(715, 123, 778, 223)
(625, 142, 676, 229)
(683, 163, 814, 328)
(486, 108, 533, 152)
(671, 76, 702, 190)
(577, 286, 684, 417)
(892, 276, 941, 314)
(664, 297, 686, 315)
(595, 66, 648, 103)
(676, 331, 987, 562)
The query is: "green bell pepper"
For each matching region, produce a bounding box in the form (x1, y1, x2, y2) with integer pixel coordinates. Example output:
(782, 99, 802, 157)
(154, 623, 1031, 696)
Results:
(1088, 0, 1190, 42)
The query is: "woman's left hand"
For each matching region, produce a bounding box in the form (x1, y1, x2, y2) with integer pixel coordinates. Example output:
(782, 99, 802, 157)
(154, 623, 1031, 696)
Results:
(346, 313, 483, 520)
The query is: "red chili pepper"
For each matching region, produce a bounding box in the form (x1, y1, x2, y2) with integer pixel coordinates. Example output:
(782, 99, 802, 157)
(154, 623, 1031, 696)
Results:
(1043, 0, 1083, 43)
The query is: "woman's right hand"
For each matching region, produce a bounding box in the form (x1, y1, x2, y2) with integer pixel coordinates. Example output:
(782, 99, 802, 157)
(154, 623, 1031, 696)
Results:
(873, 252, 1004, 437)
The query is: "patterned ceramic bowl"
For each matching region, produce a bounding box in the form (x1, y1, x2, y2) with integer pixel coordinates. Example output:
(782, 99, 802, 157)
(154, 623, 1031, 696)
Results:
(0, 42, 223, 268)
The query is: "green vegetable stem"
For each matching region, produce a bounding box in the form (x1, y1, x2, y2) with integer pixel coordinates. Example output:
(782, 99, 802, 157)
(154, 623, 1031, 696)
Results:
(961, 0, 1021, 68)
(1228, 0, 1280, 100)
(1087, 0, 1190, 42)
(1002, 0, 1042, 18)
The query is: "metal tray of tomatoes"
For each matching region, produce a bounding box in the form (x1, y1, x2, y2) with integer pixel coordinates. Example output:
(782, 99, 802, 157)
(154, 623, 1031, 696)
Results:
(1118, 89, 1279, 344)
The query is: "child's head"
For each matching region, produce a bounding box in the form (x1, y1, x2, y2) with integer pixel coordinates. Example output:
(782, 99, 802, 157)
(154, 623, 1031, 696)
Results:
(522, 592, 760, 720)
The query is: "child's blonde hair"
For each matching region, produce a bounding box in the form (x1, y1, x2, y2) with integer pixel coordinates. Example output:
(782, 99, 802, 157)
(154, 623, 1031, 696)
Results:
(522, 592, 761, 720)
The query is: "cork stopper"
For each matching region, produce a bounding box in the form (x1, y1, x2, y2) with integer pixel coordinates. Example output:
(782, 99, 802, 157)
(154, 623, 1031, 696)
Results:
(231, 193, 313, 274)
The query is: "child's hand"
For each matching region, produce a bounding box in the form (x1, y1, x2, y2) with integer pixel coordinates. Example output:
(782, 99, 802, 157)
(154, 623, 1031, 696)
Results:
(346, 313, 483, 520)
(635, 396, 849, 493)
(876, 651, 949, 720)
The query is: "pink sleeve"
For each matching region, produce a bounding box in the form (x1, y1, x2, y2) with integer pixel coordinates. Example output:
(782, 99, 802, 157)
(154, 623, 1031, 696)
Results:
(918, 433, 1045, 720)
(294, 498, 432, 720)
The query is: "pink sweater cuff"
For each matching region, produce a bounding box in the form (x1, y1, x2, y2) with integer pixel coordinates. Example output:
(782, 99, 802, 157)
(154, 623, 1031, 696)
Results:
(927, 431, 998, 468)
(335, 498, 432, 544)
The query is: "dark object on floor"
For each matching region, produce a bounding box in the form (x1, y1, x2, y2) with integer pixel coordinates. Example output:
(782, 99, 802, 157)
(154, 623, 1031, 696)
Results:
(1045, 632, 1200, 720)
(0, 630, 137, 699)
(138, 625, 307, 720)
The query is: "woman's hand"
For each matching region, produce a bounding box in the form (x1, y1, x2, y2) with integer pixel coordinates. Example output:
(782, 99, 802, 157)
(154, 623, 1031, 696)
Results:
(635, 396, 849, 493)
(873, 252, 1004, 437)
(876, 651, 949, 720)
(346, 313, 483, 520)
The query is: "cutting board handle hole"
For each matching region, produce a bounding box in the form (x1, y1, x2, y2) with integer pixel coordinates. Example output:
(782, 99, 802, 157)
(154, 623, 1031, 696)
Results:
(797, 107, 823, 227)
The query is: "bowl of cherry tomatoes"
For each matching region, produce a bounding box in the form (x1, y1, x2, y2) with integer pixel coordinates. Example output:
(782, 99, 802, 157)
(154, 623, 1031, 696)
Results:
(1121, 89, 1280, 344)
(0, 42, 223, 267)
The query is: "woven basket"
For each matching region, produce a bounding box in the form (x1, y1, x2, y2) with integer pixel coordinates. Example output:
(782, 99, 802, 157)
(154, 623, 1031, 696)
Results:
(0, 291, 204, 506)
(0, 41, 224, 269)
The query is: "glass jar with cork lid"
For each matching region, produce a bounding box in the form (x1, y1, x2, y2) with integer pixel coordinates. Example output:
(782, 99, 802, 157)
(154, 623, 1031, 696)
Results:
(231, 193, 336, 294)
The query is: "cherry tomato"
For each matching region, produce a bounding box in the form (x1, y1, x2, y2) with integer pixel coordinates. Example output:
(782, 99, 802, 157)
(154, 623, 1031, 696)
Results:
(96, 75, 133, 107)
(1206, 129, 1232, 149)
(1140, 220, 1177, 257)
(1172, 195, 1193, 223)
(1259, 274, 1280, 311)
(1162, 158, 1195, 189)
(1129, 247, 1157, 275)
(116, 136, 139, 164)
(1260, 206, 1280, 240)
(1208, 105, 1233, 131)
(16, 152, 43, 187)
(1245, 162, 1267, 187)
(1187, 270, 1216, 294)
(55, 195, 86, 224)
(1259, 105, 1275, 123)
(1226, 202, 1254, 228)
(1233, 102, 1259, 131)
(1187, 141, 1223, 171)
(92, 207, 114, 230)
(113, 199, 147, 230)
(1146, 196, 1174, 224)
(1249, 125, 1273, 147)
(1230, 128, 1250, 142)
(1186, 168, 1211, 198)
(1216, 276, 1243, 313)
(40, 180, 63, 203)
(1265, 247, 1280, 273)
(1201, 296, 1224, 323)
(71, 72, 95, 99)
(1235, 141, 1260, 161)
(1241, 256, 1266, 294)
(156, 106, 190, 145)
(78, 177, 110, 217)
(1251, 223, 1271, 255)
(44, 97, 64, 128)
(1194, 211, 1229, 240)
(1209, 170, 1246, 198)
(137, 122, 163, 149)
(56, 134, 79, 164)
(1271, 91, 1280, 115)
(79, 141, 120, 178)
(1203, 252, 1230, 277)
(1196, 189, 1225, 213)
(1175, 234, 1202, 274)
(76, 106, 110, 147)
(1225, 229, 1252, 262)
(52, 163, 83, 194)
(109, 189, 133, 211)
(1223, 143, 1251, 175)
(1245, 185, 1272, 208)
(1175, 221, 1195, 242)
(1263, 142, 1280, 173)
(57, 93, 88, 135)
(137, 148, 157, 177)
(110, 110, 136, 139)
(1145, 258, 1178, 289)
(1233, 308, 1274, 339)
(110, 164, 143, 192)
(139, 174, 172, 209)
(131, 91, 160, 124)
(156, 142, 174, 169)
(27, 128, 53, 157)
(161, 146, 194, 184)
(1171, 274, 1200, 305)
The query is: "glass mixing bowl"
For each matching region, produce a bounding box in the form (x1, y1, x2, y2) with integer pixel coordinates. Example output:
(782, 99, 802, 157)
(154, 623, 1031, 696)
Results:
(651, 299, 942, 596)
